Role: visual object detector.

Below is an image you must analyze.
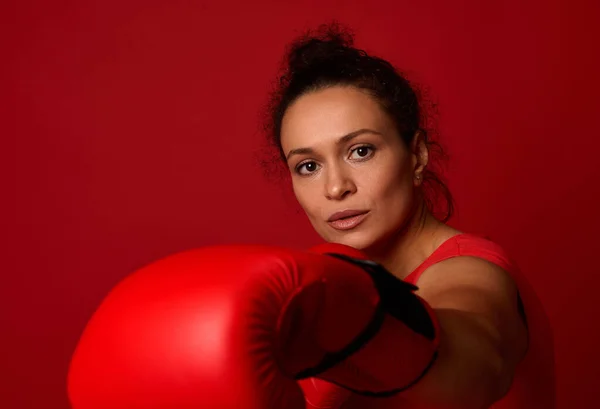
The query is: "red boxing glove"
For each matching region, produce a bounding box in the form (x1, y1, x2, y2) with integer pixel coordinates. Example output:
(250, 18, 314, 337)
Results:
(68, 244, 439, 409)
(299, 377, 352, 408)
(300, 243, 440, 397)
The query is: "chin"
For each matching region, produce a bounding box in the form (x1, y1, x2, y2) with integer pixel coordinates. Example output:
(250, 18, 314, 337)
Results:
(324, 231, 377, 251)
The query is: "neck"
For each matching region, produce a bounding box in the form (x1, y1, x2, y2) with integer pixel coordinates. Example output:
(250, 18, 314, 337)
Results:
(364, 200, 447, 280)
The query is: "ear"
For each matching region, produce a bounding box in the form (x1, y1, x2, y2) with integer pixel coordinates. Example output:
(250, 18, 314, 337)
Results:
(411, 131, 429, 185)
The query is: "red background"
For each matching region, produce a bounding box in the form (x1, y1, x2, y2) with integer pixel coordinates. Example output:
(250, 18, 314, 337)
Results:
(3, 1, 599, 408)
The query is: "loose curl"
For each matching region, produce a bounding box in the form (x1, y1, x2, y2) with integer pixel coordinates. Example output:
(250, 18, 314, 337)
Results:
(259, 22, 454, 223)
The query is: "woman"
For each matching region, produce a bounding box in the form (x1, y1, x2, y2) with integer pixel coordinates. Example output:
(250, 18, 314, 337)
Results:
(263, 24, 555, 408)
(66, 23, 556, 409)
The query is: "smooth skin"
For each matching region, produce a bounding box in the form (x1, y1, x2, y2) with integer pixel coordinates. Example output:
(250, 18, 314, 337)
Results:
(280, 86, 528, 409)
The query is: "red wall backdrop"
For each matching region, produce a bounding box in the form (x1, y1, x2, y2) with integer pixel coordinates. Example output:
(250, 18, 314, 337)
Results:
(3, 1, 599, 408)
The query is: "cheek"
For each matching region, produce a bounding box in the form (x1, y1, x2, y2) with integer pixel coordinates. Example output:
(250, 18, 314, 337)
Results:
(366, 163, 414, 213)
(292, 180, 320, 217)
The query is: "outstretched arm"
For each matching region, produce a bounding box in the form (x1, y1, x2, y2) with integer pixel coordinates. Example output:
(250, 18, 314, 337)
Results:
(399, 256, 529, 409)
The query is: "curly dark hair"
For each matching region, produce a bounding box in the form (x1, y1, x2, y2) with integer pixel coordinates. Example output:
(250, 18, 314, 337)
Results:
(260, 22, 454, 223)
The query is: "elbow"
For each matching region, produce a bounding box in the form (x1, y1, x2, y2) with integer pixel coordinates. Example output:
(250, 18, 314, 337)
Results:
(484, 330, 527, 405)
(403, 351, 515, 409)
(480, 355, 516, 407)
(454, 350, 514, 409)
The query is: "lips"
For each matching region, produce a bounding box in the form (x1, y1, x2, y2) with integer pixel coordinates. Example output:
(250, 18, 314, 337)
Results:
(327, 210, 369, 231)
(327, 209, 369, 222)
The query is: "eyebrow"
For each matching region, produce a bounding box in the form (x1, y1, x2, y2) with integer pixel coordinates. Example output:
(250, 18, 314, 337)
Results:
(285, 128, 383, 161)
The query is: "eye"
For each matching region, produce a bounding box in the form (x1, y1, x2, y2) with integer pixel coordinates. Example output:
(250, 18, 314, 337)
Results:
(296, 161, 320, 175)
(350, 145, 375, 160)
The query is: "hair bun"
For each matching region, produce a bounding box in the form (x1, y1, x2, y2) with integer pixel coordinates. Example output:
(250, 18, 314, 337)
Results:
(286, 23, 359, 73)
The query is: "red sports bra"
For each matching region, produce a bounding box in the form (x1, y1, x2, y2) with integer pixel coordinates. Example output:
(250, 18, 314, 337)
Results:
(405, 233, 516, 284)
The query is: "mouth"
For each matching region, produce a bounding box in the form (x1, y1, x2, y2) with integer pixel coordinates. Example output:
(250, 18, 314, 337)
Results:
(327, 210, 369, 231)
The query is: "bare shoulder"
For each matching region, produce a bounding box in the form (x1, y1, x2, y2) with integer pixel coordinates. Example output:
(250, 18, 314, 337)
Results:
(417, 255, 517, 291)
(413, 253, 529, 370)
(414, 255, 520, 311)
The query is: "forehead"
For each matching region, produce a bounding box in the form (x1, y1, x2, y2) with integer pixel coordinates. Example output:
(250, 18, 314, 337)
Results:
(280, 86, 393, 150)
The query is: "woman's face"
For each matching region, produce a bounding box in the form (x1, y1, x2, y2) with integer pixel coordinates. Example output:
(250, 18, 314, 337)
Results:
(280, 86, 421, 250)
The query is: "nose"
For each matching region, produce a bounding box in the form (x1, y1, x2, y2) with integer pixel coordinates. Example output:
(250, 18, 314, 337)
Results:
(324, 165, 357, 201)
